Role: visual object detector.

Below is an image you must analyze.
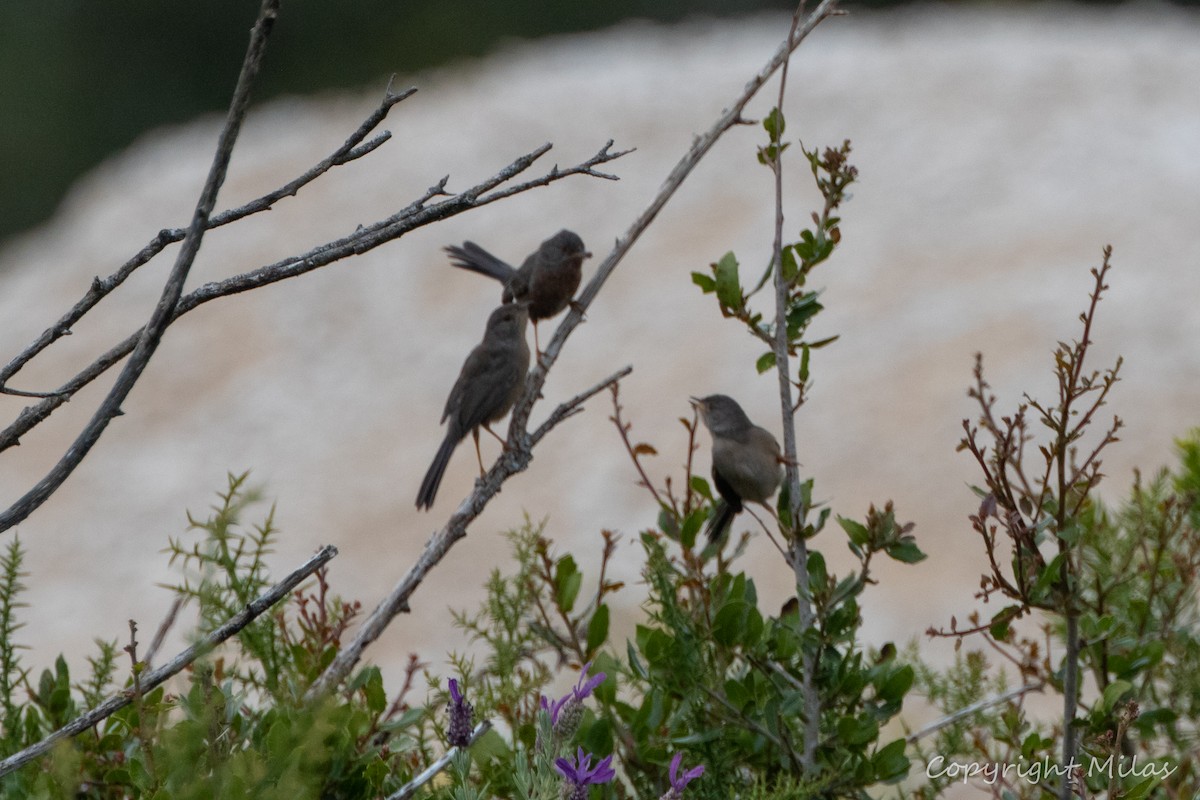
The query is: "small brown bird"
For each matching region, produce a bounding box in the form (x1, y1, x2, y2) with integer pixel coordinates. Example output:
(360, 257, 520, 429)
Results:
(691, 394, 783, 543)
(445, 229, 590, 353)
(416, 303, 531, 511)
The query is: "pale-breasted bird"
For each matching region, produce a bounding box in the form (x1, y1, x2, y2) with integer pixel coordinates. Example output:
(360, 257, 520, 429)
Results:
(691, 394, 783, 543)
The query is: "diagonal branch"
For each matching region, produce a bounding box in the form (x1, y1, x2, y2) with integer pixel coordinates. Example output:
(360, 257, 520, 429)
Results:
(0, 543, 337, 778)
(0, 0, 281, 533)
(304, 366, 631, 700)
(509, 0, 841, 438)
(385, 721, 493, 800)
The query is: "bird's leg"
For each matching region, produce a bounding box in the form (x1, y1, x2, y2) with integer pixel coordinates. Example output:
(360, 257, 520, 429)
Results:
(481, 423, 508, 450)
(473, 429, 486, 477)
(532, 321, 544, 362)
(569, 299, 587, 319)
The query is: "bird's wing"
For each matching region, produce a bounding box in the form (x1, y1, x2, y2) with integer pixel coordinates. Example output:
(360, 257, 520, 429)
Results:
(445, 344, 524, 431)
(711, 461, 745, 513)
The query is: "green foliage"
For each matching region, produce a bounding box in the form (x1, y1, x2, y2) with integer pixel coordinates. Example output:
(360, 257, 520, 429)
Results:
(0, 475, 421, 799)
(4, 73, 1197, 800)
(908, 252, 1199, 798)
(690, 129, 853, 391)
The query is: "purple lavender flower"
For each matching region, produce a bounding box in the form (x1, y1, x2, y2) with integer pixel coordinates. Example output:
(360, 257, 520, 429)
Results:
(570, 661, 607, 702)
(540, 692, 571, 727)
(555, 747, 616, 800)
(540, 662, 607, 738)
(659, 752, 705, 799)
(446, 678, 473, 748)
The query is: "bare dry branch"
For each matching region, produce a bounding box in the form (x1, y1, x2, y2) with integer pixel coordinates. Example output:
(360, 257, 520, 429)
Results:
(905, 682, 1045, 744)
(0, 85, 417, 396)
(0, 0, 282, 532)
(385, 721, 492, 800)
(0, 140, 626, 473)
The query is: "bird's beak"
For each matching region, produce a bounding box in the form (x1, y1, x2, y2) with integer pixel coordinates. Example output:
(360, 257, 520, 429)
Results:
(584, 250, 593, 259)
(688, 396, 701, 407)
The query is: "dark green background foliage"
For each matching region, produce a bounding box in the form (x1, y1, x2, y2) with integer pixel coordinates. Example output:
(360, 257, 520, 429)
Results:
(0, 0, 783, 246)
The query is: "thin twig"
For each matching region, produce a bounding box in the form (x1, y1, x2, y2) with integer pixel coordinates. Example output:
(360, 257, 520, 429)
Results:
(123, 620, 158, 783)
(0, 544, 337, 778)
(607, 383, 669, 509)
(701, 684, 798, 769)
(0, 0, 280, 534)
(143, 596, 184, 668)
(0, 86, 417, 394)
(905, 683, 1044, 744)
(385, 720, 492, 800)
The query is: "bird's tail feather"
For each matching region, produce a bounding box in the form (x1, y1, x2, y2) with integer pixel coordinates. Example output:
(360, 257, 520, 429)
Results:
(416, 433, 459, 510)
(445, 242, 516, 283)
(703, 499, 736, 544)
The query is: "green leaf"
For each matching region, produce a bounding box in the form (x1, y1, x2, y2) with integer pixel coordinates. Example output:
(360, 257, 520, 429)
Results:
(763, 107, 785, 141)
(781, 245, 800, 283)
(807, 551, 828, 590)
(885, 539, 927, 564)
(361, 667, 386, 715)
(580, 716, 614, 755)
(1100, 680, 1132, 713)
(713, 600, 763, 647)
(670, 728, 723, 745)
(1029, 553, 1064, 604)
(637, 625, 672, 667)
(379, 706, 425, 733)
(836, 714, 879, 745)
(756, 351, 777, 374)
(691, 271, 716, 293)
(626, 640, 648, 680)
(989, 605, 1022, 640)
(876, 665, 915, 704)
(714, 251, 742, 311)
(786, 292, 823, 333)
(680, 509, 704, 549)
(592, 653, 619, 703)
(587, 604, 610, 654)
(690, 475, 712, 500)
(725, 677, 751, 710)
(1079, 613, 1116, 642)
(838, 516, 870, 547)
(1123, 777, 1159, 800)
(798, 344, 811, 384)
(555, 556, 583, 613)
(872, 738, 910, 783)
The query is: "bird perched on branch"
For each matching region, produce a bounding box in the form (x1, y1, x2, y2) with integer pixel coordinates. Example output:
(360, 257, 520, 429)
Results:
(444, 229, 590, 353)
(691, 394, 783, 543)
(416, 303, 531, 510)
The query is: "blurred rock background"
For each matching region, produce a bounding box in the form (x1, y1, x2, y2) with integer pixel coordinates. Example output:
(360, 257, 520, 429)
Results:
(1, 2, 1198, 700)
